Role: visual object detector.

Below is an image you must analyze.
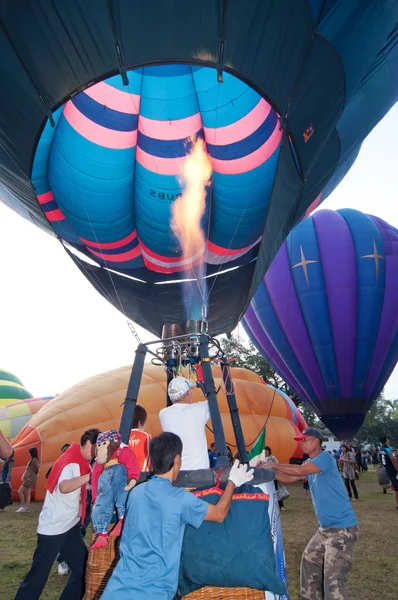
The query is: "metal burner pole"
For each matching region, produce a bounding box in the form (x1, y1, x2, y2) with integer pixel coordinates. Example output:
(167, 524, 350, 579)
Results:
(221, 359, 249, 464)
(119, 343, 147, 443)
(199, 335, 229, 468)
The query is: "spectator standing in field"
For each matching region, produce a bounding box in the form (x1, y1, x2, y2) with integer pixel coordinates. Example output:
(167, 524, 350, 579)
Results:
(16, 447, 40, 513)
(259, 446, 287, 510)
(379, 436, 398, 510)
(339, 445, 359, 501)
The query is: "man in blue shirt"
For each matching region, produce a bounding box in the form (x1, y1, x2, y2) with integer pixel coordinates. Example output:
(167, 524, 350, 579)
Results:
(261, 427, 358, 600)
(101, 432, 254, 600)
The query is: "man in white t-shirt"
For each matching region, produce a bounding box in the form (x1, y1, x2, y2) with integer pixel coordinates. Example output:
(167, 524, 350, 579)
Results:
(159, 377, 210, 470)
(15, 428, 100, 600)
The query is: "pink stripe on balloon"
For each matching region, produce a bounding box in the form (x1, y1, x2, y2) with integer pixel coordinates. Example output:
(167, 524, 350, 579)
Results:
(140, 241, 205, 273)
(37, 191, 54, 204)
(80, 230, 137, 250)
(84, 82, 140, 114)
(302, 193, 322, 220)
(88, 245, 141, 262)
(206, 237, 261, 264)
(63, 101, 137, 149)
(138, 113, 202, 141)
(207, 238, 260, 257)
(204, 99, 272, 146)
(136, 147, 184, 175)
(210, 123, 282, 175)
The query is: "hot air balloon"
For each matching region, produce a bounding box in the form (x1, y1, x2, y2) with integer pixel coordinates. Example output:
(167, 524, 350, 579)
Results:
(0, 2, 397, 335)
(11, 364, 306, 501)
(0, 369, 31, 405)
(0, 396, 53, 441)
(0, 370, 53, 442)
(243, 209, 398, 439)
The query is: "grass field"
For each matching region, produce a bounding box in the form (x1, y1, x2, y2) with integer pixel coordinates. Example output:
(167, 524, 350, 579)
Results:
(0, 471, 397, 599)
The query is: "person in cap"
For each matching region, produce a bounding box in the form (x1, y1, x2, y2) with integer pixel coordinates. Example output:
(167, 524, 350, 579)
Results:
(260, 427, 358, 600)
(101, 432, 254, 600)
(159, 376, 210, 470)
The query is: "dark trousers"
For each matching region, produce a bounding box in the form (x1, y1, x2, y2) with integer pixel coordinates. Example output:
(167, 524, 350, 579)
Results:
(14, 522, 87, 600)
(344, 477, 358, 499)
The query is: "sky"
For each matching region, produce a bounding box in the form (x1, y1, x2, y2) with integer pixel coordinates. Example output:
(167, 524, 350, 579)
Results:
(0, 104, 397, 400)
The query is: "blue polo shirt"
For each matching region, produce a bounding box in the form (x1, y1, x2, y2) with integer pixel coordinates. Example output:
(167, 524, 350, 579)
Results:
(307, 452, 358, 529)
(101, 476, 208, 600)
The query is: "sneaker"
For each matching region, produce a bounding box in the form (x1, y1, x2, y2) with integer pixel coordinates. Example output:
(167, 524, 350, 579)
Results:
(16, 507, 26, 513)
(58, 561, 69, 576)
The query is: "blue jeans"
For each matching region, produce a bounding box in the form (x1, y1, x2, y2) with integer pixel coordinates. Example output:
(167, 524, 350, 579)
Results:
(92, 464, 128, 533)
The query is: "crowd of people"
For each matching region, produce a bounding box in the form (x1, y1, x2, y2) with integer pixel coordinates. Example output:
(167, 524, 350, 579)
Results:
(0, 380, 397, 600)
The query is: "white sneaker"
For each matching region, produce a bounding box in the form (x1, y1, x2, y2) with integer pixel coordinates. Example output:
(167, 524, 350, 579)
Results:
(58, 562, 69, 576)
(16, 507, 26, 513)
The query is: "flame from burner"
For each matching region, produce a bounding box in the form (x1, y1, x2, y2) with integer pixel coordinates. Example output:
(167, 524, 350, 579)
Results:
(171, 137, 212, 320)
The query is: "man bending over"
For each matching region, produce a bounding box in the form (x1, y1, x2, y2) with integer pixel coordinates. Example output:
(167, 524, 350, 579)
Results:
(102, 432, 254, 600)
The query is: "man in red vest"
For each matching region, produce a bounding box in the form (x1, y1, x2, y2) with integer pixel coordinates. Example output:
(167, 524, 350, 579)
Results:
(15, 428, 100, 600)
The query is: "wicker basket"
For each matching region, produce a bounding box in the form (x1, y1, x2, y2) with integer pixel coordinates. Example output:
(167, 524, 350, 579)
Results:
(184, 588, 265, 599)
(85, 534, 266, 599)
(85, 533, 120, 600)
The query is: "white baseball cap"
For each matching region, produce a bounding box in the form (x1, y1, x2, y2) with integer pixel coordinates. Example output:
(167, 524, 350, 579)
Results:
(168, 376, 196, 402)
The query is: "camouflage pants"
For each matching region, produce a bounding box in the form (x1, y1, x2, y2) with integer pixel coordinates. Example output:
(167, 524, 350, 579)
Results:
(300, 526, 358, 600)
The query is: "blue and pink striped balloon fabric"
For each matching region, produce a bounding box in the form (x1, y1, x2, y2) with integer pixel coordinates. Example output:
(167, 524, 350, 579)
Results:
(32, 65, 282, 276)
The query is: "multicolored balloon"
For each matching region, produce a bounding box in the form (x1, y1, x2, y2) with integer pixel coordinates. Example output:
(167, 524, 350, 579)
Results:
(243, 209, 398, 439)
(1, 3, 397, 335)
(0, 369, 31, 404)
(0, 369, 53, 440)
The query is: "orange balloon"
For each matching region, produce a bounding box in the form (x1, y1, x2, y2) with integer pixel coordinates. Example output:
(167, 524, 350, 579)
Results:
(12, 365, 304, 500)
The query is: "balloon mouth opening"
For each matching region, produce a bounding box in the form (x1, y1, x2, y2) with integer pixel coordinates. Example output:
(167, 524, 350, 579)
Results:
(33, 63, 283, 329)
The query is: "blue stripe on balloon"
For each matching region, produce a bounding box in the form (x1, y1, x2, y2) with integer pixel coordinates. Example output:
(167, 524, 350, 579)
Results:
(40, 199, 59, 212)
(134, 164, 180, 255)
(192, 68, 260, 128)
(209, 148, 279, 249)
(72, 93, 138, 132)
(137, 129, 204, 158)
(206, 110, 277, 160)
(143, 65, 193, 77)
(251, 284, 317, 401)
(340, 209, 386, 398)
(287, 217, 340, 399)
(49, 116, 136, 242)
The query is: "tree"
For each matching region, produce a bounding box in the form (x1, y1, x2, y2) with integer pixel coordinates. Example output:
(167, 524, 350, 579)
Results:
(218, 335, 316, 422)
(355, 395, 398, 447)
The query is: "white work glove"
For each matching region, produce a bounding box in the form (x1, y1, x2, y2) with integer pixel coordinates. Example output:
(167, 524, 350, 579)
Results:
(124, 478, 137, 492)
(228, 460, 254, 488)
